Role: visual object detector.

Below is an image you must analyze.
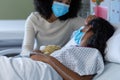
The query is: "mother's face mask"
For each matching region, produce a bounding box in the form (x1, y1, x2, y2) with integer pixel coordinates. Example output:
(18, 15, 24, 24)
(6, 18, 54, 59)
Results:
(52, 1, 70, 17)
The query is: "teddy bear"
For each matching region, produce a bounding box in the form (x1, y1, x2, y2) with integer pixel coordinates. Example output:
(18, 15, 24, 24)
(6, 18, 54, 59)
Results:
(40, 45, 61, 55)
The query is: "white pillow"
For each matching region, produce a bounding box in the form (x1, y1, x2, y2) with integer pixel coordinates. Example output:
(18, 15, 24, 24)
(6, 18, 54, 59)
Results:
(105, 29, 120, 63)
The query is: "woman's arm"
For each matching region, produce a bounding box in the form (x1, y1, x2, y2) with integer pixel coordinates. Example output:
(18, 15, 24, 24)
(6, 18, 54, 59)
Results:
(21, 15, 36, 54)
(30, 54, 93, 80)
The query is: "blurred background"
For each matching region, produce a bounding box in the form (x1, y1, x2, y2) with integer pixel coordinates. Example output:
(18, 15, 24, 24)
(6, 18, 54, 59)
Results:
(0, 0, 34, 19)
(0, 0, 90, 19)
(79, 0, 90, 18)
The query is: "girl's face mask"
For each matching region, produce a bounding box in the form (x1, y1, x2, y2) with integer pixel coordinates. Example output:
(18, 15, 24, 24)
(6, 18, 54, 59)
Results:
(52, 1, 70, 17)
(74, 26, 85, 45)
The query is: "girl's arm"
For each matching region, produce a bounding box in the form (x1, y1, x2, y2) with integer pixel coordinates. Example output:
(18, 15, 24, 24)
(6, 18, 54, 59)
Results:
(30, 54, 93, 80)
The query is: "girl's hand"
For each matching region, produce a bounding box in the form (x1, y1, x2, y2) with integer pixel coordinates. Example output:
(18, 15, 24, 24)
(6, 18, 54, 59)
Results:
(30, 53, 50, 63)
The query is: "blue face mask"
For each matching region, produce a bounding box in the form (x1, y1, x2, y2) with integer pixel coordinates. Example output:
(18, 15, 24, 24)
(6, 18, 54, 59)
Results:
(74, 26, 85, 45)
(52, 1, 70, 17)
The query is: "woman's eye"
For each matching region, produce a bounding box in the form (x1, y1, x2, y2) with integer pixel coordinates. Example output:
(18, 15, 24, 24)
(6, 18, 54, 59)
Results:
(55, 0, 70, 5)
(59, 1, 62, 2)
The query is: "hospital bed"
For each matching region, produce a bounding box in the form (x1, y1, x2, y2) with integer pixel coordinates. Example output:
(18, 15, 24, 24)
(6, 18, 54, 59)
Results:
(0, 20, 120, 80)
(0, 20, 25, 56)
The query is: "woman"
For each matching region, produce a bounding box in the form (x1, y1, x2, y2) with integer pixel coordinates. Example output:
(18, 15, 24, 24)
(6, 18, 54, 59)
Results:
(30, 17, 115, 80)
(21, 0, 84, 55)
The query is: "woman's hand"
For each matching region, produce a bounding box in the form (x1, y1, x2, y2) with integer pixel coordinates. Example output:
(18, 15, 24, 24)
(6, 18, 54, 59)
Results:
(30, 53, 50, 63)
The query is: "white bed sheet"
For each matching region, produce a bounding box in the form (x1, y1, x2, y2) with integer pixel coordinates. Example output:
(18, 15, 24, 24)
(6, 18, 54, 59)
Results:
(93, 62, 120, 80)
(0, 56, 62, 80)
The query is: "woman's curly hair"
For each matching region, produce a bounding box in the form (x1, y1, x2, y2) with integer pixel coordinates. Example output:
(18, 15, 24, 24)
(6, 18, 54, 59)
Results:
(87, 17, 115, 58)
(33, 0, 81, 20)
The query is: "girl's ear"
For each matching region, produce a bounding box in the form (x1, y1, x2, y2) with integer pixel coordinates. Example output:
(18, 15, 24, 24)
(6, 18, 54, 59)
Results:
(80, 31, 93, 47)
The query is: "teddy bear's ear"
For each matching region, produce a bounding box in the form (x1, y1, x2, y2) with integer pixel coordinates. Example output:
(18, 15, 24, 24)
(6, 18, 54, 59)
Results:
(40, 46, 46, 52)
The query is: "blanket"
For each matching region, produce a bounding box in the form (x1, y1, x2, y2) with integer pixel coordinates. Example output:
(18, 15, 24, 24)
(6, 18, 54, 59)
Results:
(0, 56, 62, 80)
